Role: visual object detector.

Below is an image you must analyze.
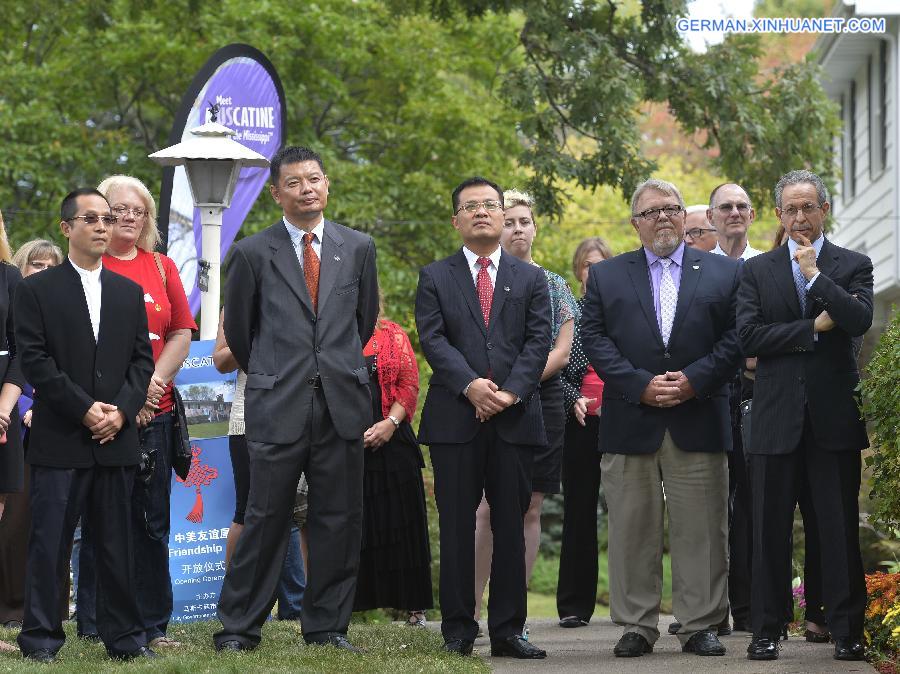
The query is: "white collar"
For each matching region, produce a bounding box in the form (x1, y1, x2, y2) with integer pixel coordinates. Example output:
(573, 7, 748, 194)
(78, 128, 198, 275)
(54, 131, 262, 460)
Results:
(462, 245, 501, 270)
(69, 257, 102, 279)
(283, 216, 325, 242)
(711, 241, 763, 260)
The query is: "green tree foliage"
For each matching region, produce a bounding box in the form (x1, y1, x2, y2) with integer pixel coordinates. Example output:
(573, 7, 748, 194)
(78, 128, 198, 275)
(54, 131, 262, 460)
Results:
(403, 0, 841, 218)
(861, 309, 900, 533)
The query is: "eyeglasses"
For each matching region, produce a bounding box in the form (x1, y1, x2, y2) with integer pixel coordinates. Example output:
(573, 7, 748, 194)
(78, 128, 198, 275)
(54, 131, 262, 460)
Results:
(714, 202, 751, 213)
(111, 205, 148, 218)
(685, 227, 717, 239)
(66, 214, 118, 226)
(781, 203, 822, 219)
(634, 205, 684, 222)
(456, 200, 503, 214)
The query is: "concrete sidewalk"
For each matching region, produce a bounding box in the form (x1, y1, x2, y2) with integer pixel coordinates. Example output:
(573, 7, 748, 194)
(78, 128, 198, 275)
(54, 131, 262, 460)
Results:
(475, 618, 876, 674)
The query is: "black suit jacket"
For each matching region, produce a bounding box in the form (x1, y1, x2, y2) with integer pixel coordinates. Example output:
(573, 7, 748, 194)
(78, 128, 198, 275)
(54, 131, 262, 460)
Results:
(580, 246, 742, 455)
(224, 219, 379, 444)
(14, 259, 154, 467)
(736, 239, 872, 454)
(415, 248, 552, 446)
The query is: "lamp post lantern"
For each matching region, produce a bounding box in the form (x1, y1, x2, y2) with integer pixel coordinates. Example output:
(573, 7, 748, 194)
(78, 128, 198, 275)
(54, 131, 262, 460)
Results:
(149, 105, 269, 339)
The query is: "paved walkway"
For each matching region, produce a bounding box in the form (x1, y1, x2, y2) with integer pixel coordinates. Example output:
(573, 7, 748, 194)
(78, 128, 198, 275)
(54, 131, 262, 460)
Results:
(475, 618, 877, 674)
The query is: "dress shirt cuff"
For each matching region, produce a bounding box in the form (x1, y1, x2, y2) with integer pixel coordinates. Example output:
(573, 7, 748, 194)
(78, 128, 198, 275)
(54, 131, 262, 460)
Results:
(805, 271, 820, 290)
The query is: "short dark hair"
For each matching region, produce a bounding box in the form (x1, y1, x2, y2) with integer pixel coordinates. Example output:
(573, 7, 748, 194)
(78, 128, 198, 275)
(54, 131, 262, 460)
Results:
(60, 188, 108, 222)
(451, 176, 503, 213)
(270, 146, 325, 185)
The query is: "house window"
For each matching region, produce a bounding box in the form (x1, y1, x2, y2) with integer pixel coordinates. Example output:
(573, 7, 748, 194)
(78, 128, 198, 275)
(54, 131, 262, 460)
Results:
(869, 42, 889, 177)
(848, 80, 857, 199)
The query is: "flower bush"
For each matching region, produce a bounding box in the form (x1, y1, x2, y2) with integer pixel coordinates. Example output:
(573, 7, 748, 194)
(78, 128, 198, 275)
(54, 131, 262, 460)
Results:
(866, 572, 900, 673)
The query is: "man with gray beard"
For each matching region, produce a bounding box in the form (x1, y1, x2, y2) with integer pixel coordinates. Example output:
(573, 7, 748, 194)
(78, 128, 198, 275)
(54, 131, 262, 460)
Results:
(580, 179, 742, 658)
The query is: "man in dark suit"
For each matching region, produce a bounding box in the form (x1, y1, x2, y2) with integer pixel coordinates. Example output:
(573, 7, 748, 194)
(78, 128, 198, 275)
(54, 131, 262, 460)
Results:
(215, 146, 378, 653)
(14, 188, 155, 662)
(415, 177, 551, 659)
(738, 170, 872, 662)
(580, 179, 741, 658)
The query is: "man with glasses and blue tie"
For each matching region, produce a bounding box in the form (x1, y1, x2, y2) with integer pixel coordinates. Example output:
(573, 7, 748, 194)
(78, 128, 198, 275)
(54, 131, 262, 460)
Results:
(580, 178, 741, 658)
(415, 177, 551, 659)
(738, 170, 873, 662)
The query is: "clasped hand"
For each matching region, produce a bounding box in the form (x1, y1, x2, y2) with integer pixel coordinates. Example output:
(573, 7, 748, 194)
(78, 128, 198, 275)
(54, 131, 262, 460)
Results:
(466, 378, 516, 422)
(82, 401, 125, 444)
(640, 371, 695, 408)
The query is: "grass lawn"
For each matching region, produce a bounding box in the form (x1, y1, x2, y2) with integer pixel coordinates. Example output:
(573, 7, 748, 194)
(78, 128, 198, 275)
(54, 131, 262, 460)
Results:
(0, 621, 489, 673)
(186, 421, 230, 439)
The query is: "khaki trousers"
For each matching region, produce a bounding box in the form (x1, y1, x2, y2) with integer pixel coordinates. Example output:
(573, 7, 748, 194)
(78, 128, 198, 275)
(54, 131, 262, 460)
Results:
(601, 431, 728, 645)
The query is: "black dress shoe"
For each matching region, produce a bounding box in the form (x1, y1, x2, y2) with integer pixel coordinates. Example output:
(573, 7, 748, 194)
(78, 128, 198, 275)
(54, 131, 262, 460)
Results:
(442, 638, 474, 656)
(216, 639, 245, 652)
(490, 635, 546, 659)
(805, 629, 831, 643)
(78, 632, 101, 642)
(668, 621, 682, 634)
(107, 646, 158, 661)
(304, 632, 363, 654)
(683, 630, 726, 656)
(2, 620, 22, 629)
(614, 632, 652, 657)
(833, 637, 864, 661)
(23, 648, 56, 663)
(747, 637, 779, 660)
(716, 617, 732, 636)
(558, 616, 589, 628)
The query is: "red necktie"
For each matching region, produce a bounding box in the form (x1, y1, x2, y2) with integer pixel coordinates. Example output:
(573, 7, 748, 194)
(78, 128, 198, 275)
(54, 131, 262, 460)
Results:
(476, 257, 493, 326)
(303, 232, 320, 313)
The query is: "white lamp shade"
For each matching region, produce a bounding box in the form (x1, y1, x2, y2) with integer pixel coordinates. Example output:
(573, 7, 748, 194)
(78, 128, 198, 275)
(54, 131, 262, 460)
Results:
(185, 160, 240, 207)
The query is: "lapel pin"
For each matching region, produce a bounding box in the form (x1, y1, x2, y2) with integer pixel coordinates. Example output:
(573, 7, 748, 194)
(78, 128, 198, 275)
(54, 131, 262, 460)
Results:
(334, 255, 341, 261)
(692, 264, 700, 270)
(504, 286, 510, 292)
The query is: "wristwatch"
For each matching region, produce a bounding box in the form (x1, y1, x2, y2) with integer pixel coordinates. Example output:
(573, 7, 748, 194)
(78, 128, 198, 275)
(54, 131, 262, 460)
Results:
(387, 415, 401, 427)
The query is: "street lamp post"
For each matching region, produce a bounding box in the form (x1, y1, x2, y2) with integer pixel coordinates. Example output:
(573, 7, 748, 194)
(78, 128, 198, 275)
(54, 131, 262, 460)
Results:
(149, 106, 269, 339)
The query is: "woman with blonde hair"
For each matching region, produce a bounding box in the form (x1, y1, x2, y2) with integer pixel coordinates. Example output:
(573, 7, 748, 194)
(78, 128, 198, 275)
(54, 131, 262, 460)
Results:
(11, 240, 63, 279)
(75, 175, 195, 647)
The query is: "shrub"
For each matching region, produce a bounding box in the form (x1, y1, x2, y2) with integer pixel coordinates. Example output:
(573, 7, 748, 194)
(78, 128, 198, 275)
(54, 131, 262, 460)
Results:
(865, 572, 900, 672)
(862, 309, 900, 532)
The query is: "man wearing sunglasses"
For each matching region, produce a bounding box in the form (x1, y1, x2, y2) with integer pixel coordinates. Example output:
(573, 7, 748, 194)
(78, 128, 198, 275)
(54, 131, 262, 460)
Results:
(15, 188, 154, 662)
(708, 184, 763, 260)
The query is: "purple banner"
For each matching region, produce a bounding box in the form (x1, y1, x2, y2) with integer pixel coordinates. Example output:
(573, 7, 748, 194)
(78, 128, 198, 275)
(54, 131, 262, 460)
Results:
(165, 49, 284, 314)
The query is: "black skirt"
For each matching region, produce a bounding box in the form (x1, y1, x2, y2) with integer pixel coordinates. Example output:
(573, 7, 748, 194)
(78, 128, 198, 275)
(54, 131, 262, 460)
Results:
(353, 356, 433, 612)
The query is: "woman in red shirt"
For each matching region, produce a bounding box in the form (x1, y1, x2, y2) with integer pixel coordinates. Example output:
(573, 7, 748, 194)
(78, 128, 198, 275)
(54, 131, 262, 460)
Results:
(82, 175, 195, 648)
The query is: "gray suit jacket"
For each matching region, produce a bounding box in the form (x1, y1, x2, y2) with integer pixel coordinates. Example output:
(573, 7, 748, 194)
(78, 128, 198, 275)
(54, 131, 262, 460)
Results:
(224, 219, 379, 444)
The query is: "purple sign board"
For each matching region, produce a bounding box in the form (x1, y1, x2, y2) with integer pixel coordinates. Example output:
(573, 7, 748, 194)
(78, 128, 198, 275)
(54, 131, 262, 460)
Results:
(160, 44, 285, 315)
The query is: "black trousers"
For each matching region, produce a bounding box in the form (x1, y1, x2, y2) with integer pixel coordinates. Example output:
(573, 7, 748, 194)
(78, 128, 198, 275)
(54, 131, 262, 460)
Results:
(214, 387, 364, 648)
(18, 464, 145, 656)
(430, 423, 533, 642)
(727, 417, 752, 626)
(748, 414, 865, 641)
(556, 415, 601, 621)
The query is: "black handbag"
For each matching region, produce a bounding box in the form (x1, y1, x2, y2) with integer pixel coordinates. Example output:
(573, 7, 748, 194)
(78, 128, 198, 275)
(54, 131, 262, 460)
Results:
(151, 250, 193, 481)
(171, 385, 192, 480)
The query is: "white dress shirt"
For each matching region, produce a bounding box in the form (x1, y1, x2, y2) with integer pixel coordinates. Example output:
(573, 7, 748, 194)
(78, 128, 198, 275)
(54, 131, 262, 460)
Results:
(283, 216, 324, 267)
(70, 257, 102, 342)
(461, 245, 501, 286)
(711, 241, 763, 260)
